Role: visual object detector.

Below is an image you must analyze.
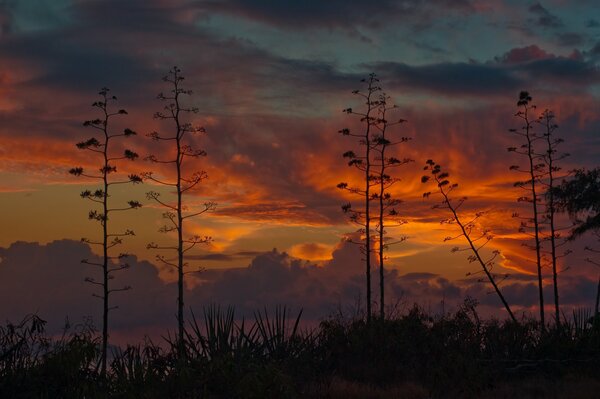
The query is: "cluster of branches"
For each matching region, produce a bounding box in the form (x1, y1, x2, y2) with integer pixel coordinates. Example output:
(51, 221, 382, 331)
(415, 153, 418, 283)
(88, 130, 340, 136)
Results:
(508, 91, 570, 328)
(69, 88, 142, 376)
(337, 74, 412, 321)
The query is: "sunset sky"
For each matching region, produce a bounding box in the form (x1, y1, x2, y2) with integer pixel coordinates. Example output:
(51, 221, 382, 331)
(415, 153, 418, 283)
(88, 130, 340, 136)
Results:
(0, 0, 599, 337)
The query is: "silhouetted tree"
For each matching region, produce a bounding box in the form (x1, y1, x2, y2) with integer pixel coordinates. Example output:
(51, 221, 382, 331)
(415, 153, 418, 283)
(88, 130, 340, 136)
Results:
(143, 67, 215, 355)
(537, 109, 571, 326)
(69, 88, 142, 376)
(422, 160, 516, 323)
(583, 233, 600, 322)
(337, 73, 381, 322)
(508, 91, 545, 328)
(370, 93, 411, 319)
(554, 168, 600, 237)
(554, 168, 600, 320)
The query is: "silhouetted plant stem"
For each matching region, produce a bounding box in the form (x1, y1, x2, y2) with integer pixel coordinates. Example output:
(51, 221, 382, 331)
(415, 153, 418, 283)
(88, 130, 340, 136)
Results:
(338, 74, 381, 322)
(423, 161, 517, 323)
(364, 85, 373, 325)
(144, 67, 215, 357)
(508, 91, 544, 329)
(371, 96, 410, 319)
(538, 109, 568, 327)
(69, 88, 142, 376)
(596, 275, 600, 322)
(378, 143, 385, 319)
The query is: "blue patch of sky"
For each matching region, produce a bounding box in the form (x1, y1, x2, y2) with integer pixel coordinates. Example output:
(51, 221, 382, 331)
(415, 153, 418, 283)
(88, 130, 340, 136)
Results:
(7, 0, 72, 33)
(196, 9, 504, 69)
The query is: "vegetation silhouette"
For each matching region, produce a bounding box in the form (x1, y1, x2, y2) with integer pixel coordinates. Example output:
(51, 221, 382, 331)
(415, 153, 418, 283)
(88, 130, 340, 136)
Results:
(338, 74, 411, 321)
(508, 91, 546, 328)
(337, 73, 381, 322)
(2, 71, 600, 397)
(536, 108, 571, 327)
(370, 92, 412, 319)
(2, 305, 600, 398)
(554, 168, 600, 237)
(554, 168, 600, 321)
(422, 160, 517, 323)
(143, 66, 216, 357)
(69, 88, 142, 376)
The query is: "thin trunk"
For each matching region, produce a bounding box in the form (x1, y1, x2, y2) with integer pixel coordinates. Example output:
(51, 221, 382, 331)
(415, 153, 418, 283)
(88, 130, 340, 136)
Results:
(378, 137, 386, 319)
(441, 188, 517, 323)
(174, 84, 185, 356)
(364, 81, 374, 323)
(544, 117, 560, 327)
(595, 274, 600, 323)
(101, 112, 109, 377)
(525, 107, 545, 329)
(364, 132, 372, 323)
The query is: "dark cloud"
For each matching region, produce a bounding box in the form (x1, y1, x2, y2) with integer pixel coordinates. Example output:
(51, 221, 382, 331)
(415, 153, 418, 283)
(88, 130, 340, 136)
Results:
(517, 56, 599, 86)
(0, 0, 14, 34)
(557, 32, 585, 47)
(0, 240, 174, 335)
(188, 251, 266, 261)
(0, 32, 155, 92)
(2, 238, 597, 341)
(372, 61, 519, 96)
(528, 2, 563, 29)
(497, 45, 554, 64)
(371, 46, 600, 97)
(587, 19, 600, 28)
(587, 42, 600, 60)
(202, 0, 475, 31)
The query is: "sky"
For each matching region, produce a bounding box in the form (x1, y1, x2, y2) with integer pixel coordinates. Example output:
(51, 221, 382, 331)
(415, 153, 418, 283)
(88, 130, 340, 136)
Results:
(0, 0, 599, 338)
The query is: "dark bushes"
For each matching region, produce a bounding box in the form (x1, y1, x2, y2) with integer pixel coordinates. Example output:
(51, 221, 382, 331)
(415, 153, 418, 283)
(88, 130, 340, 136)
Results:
(1, 303, 599, 398)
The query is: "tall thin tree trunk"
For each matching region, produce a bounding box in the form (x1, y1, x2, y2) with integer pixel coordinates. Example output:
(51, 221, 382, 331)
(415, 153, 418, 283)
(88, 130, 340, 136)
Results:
(525, 106, 545, 329)
(101, 115, 110, 377)
(445, 193, 517, 323)
(595, 274, 600, 323)
(544, 115, 560, 327)
(378, 142, 386, 319)
(364, 85, 374, 323)
(365, 135, 372, 323)
(175, 87, 185, 356)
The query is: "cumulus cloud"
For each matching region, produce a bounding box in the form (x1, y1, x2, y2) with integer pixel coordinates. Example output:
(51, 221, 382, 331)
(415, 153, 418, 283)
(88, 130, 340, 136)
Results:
(2, 237, 598, 342)
(289, 242, 333, 260)
(0, 240, 175, 335)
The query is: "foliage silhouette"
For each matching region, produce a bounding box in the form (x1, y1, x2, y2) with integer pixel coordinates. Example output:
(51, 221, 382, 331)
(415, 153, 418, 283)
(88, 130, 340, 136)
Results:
(554, 168, 600, 238)
(2, 306, 600, 398)
(337, 74, 380, 322)
(338, 74, 411, 321)
(554, 168, 600, 321)
(143, 66, 216, 356)
(422, 160, 517, 323)
(69, 88, 142, 376)
(369, 93, 412, 319)
(536, 109, 571, 327)
(507, 91, 545, 328)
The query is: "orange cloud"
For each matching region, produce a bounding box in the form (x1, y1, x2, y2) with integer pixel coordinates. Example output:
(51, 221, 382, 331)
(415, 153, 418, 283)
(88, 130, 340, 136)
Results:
(289, 242, 333, 261)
